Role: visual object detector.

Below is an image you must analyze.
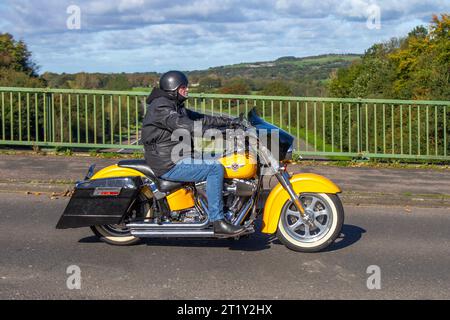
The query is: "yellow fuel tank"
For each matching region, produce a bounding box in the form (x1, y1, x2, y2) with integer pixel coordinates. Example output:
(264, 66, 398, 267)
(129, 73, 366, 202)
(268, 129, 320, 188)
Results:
(218, 153, 257, 179)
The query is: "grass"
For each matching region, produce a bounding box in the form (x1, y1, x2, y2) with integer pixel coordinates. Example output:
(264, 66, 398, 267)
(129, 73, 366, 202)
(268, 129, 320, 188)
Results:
(131, 87, 151, 92)
(87, 150, 144, 159)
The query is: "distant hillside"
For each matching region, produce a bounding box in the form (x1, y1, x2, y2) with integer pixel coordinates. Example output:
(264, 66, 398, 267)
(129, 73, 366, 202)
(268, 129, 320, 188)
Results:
(186, 54, 360, 96)
(187, 54, 361, 82)
(42, 54, 361, 97)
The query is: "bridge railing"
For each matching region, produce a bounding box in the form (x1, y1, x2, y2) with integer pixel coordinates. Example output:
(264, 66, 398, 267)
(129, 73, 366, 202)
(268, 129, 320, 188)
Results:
(0, 87, 449, 160)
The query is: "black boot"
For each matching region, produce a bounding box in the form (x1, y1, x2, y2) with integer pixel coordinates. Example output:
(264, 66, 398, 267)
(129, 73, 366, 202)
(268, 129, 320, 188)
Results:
(213, 219, 246, 236)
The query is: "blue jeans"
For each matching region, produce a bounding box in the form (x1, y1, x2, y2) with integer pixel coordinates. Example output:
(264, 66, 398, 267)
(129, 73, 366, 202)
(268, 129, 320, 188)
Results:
(160, 157, 225, 222)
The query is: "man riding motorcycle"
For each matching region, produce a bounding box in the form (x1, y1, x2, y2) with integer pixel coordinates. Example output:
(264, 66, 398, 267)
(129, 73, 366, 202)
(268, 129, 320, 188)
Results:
(141, 71, 246, 236)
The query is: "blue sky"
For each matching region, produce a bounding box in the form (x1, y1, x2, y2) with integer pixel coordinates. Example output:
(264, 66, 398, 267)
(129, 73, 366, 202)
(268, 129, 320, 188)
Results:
(1, 0, 448, 74)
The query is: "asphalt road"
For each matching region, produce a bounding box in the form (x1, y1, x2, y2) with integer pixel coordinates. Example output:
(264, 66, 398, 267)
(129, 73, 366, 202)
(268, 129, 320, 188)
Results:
(0, 192, 449, 300)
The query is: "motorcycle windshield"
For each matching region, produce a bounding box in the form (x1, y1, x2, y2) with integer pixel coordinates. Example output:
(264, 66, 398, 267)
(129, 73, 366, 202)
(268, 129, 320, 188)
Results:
(247, 108, 295, 160)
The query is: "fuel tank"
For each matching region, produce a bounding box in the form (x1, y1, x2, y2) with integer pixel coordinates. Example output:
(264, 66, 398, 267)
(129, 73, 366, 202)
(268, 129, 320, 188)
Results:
(218, 153, 257, 179)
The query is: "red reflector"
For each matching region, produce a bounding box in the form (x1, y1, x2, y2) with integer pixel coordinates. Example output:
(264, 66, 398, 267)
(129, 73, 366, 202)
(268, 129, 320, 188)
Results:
(93, 187, 122, 196)
(99, 191, 120, 196)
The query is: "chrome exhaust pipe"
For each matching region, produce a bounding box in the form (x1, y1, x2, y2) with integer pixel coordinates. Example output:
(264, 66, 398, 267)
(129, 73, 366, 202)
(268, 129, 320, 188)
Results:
(233, 197, 254, 226)
(126, 218, 210, 230)
(131, 229, 215, 238)
(131, 225, 255, 238)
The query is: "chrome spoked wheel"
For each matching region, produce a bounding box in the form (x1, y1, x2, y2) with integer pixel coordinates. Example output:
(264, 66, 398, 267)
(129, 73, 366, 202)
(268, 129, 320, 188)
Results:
(277, 193, 344, 252)
(283, 193, 333, 243)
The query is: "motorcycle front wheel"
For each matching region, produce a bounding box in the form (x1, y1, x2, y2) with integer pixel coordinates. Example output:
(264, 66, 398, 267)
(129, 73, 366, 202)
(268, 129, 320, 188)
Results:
(276, 193, 344, 252)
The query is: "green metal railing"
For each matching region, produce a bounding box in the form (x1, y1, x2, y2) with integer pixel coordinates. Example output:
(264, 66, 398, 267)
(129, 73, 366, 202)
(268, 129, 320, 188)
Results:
(0, 87, 449, 161)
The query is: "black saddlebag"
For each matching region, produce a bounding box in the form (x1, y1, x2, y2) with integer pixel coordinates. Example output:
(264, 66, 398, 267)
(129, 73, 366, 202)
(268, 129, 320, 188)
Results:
(56, 177, 143, 229)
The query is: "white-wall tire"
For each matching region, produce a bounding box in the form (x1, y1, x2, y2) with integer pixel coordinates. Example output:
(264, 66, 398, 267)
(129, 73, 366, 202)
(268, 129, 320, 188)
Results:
(89, 192, 151, 246)
(91, 224, 140, 246)
(276, 193, 344, 252)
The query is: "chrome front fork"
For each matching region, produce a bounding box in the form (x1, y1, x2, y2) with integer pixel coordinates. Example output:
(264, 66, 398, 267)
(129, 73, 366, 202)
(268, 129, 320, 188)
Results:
(275, 171, 315, 228)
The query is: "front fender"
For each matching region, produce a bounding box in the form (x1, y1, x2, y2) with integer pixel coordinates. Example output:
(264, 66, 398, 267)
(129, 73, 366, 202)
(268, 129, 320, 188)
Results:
(261, 173, 341, 234)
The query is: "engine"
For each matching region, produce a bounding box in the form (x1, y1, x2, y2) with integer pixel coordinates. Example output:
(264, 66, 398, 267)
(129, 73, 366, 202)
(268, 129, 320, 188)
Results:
(169, 208, 203, 223)
(223, 179, 258, 222)
(171, 179, 258, 224)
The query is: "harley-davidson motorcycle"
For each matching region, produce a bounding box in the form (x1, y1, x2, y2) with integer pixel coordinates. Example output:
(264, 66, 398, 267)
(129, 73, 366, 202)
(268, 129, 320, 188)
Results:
(56, 108, 344, 252)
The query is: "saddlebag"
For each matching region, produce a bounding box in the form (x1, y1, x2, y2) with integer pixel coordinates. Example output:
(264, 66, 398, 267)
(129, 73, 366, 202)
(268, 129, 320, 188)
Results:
(56, 176, 143, 229)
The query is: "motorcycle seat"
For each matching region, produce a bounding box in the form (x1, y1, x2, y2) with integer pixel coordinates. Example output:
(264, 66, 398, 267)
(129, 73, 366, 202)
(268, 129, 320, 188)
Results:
(117, 160, 185, 193)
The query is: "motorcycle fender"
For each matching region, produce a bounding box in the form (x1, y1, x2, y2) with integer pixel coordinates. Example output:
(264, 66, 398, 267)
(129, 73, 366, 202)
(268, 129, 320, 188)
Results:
(261, 173, 341, 234)
(91, 165, 145, 179)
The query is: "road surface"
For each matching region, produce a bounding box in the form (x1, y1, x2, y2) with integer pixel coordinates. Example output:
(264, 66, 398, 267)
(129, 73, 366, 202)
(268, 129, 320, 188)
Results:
(0, 192, 449, 299)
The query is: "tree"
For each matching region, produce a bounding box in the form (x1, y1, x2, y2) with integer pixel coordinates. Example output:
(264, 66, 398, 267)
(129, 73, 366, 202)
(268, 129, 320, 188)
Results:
(328, 14, 450, 155)
(408, 25, 428, 39)
(199, 76, 222, 91)
(72, 73, 103, 89)
(0, 33, 44, 89)
(261, 81, 293, 96)
(329, 14, 450, 100)
(218, 79, 250, 95)
(105, 74, 132, 91)
(0, 68, 44, 87)
(0, 33, 38, 76)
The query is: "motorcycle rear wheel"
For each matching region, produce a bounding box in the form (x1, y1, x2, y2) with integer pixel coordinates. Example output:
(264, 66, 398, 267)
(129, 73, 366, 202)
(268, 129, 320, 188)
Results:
(90, 193, 151, 246)
(91, 224, 140, 246)
(276, 193, 344, 253)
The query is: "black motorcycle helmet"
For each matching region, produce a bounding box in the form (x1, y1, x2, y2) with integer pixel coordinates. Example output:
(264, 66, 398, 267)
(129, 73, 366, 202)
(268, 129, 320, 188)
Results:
(159, 71, 189, 103)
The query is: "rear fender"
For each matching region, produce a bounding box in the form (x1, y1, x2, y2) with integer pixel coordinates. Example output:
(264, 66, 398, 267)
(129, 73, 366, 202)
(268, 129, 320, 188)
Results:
(261, 173, 341, 234)
(91, 165, 145, 179)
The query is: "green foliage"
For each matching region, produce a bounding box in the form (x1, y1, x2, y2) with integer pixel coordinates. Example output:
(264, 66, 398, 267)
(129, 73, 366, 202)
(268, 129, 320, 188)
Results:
(132, 151, 144, 159)
(0, 33, 38, 76)
(218, 78, 251, 95)
(41, 72, 159, 91)
(105, 74, 132, 91)
(261, 81, 293, 96)
(55, 147, 73, 156)
(328, 15, 450, 155)
(0, 68, 45, 87)
(329, 14, 450, 101)
(199, 76, 222, 90)
(42, 54, 360, 97)
(0, 34, 46, 143)
(0, 33, 45, 88)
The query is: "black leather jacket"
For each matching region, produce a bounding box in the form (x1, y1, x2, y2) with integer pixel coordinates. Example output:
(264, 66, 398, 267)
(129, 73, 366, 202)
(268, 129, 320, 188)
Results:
(142, 88, 234, 177)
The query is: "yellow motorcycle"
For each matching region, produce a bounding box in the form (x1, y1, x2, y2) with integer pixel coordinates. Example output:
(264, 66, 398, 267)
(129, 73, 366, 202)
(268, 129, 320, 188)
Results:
(56, 108, 344, 252)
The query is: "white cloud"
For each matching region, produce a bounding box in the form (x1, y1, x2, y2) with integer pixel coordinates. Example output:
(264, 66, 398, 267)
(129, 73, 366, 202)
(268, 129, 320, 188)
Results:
(118, 0, 145, 12)
(1, 0, 448, 73)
